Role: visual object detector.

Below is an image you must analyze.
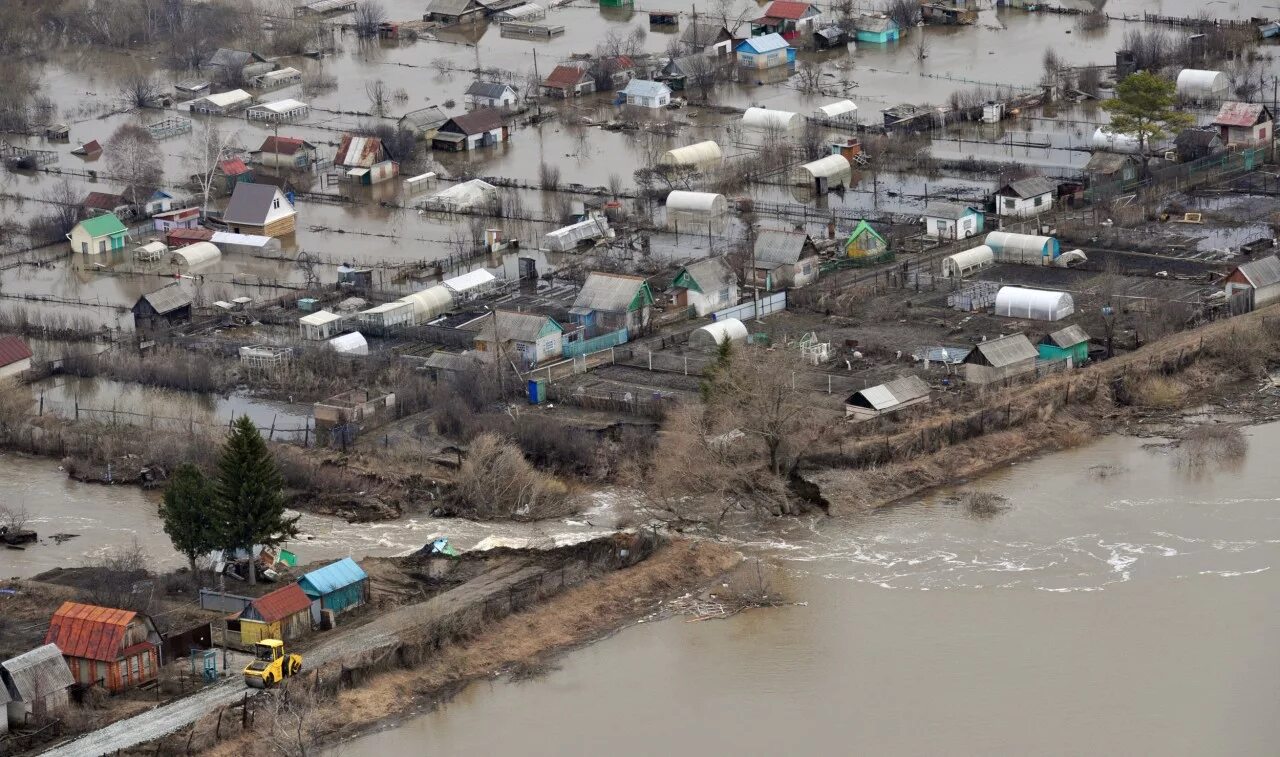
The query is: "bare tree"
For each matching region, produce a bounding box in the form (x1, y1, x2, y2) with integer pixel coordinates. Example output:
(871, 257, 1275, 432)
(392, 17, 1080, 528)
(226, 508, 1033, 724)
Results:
(265, 689, 324, 757)
(188, 122, 242, 212)
(106, 123, 163, 193)
(794, 61, 825, 94)
(538, 161, 562, 190)
(1078, 65, 1102, 97)
(366, 78, 389, 116)
(0, 504, 28, 532)
(914, 32, 930, 62)
(883, 0, 920, 29)
(607, 172, 624, 198)
(84, 538, 153, 614)
(118, 73, 163, 110)
(682, 54, 723, 101)
(353, 0, 387, 37)
(449, 433, 572, 520)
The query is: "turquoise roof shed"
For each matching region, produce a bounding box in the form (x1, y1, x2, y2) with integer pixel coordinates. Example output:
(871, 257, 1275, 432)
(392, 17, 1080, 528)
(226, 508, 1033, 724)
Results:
(298, 557, 369, 615)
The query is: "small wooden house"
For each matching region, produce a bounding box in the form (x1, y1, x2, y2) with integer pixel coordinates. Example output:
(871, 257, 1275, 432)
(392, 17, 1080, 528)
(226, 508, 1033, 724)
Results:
(298, 558, 370, 615)
(68, 214, 128, 255)
(670, 256, 738, 317)
(44, 602, 161, 694)
(962, 333, 1038, 386)
(844, 375, 931, 421)
(994, 176, 1055, 217)
(1173, 128, 1223, 163)
(1038, 324, 1090, 365)
(473, 310, 565, 365)
(749, 229, 819, 290)
(922, 203, 983, 240)
(843, 219, 889, 259)
(1223, 254, 1280, 312)
(1, 644, 75, 728)
(251, 136, 319, 169)
(853, 13, 899, 43)
(221, 182, 296, 237)
(735, 33, 796, 69)
(216, 158, 254, 193)
(432, 109, 509, 152)
(232, 584, 314, 646)
(570, 272, 654, 338)
(1211, 101, 1273, 146)
(680, 20, 738, 56)
(0, 335, 33, 380)
(133, 285, 193, 330)
(464, 81, 519, 110)
(541, 65, 595, 98)
(752, 0, 822, 39)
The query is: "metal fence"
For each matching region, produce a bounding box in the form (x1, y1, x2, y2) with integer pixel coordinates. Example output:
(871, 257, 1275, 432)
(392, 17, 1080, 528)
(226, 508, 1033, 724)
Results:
(1085, 146, 1266, 202)
(712, 291, 787, 322)
(563, 327, 628, 358)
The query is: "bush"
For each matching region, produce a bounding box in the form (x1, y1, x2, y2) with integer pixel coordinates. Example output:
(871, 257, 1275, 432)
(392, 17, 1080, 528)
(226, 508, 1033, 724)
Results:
(449, 433, 574, 520)
(962, 491, 1008, 518)
(1176, 425, 1247, 469)
(1129, 376, 1186, 409)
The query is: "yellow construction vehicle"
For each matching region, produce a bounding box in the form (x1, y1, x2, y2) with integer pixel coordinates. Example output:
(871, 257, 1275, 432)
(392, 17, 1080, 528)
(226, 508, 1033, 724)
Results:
(243, 639, 303, 689)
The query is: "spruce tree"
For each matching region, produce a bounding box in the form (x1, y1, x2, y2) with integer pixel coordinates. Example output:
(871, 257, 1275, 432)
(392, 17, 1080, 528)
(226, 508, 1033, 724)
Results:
(215, 415, 298, 584)
(159, 463, 220, 579)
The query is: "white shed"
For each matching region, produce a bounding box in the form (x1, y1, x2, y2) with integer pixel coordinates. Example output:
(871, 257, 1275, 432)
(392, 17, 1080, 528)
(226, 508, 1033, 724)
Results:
(300, 310, 342, 340)
(741, 107, 802, 133)
(358, 301, 415, 333)
(993, 286, 1075, 321)
(659, 141, 723, 168)
(666, 190, 727, 216)
(813, 100, 857, 121)
(689, 318, 749, 349)
(398, 285, 453, 322)
(1176, 69, 1229, 99)
(1091, 127, 1142, 154)
(170, 241, 221, 269)
(327, 331, 368, 355)
(941, 245, 995, 278)
(790, 154, 851, 189)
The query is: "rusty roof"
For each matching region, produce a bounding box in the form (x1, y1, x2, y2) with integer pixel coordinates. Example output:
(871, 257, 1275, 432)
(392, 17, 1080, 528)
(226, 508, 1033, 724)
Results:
(0, 335, 32, 368)
(246, 583, 311, 623)
(1213, 101, 1271, 128)
(543, 64, 589, 89)
(83, 191, 125, 210)
(219, 158, 249, 176)
(761, 1, 813, 19)
(334, 134, 387, 167)
(45, 602, 137, 662)
(256, 136, 312, 155)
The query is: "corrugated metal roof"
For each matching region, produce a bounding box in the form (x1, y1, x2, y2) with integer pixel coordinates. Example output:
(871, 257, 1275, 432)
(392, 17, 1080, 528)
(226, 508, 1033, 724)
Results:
(441, 108, 504, 136)
(622, 79, 671, 98)
(223, 182, 287, 226)
(1, 643, 75, 702)
(334, 135, 386, 168)
(443, 269, 497, 293)
(848, 375, 930, 410)
(477, 310, 561, 343)
(200, 89, 252, 108)
(206, 49, 266, 68)
(738, 33, 789, 53)
(299, 557, 368, 597)
(300, 310, 341, 326)
(45, 602, 137, 662)
(247, 583, 311, 623)
(855, 12, 895, 32)
(998, 176, 1055, 198)
(969, 333, 1038, 368)
(1213, 101, 1270, 128)
(399, 106, 448, 132)
(761, 1, 814, 19)
(83, 191, 125, 210)
(923, 203, 975, 220)
(572, 272, 649, 313)
(466, 81, 514, 99)
(78, 214, 126, 238)
(1044, 324, 1090, 348)
(141, 285, 192, 315)
(677, 256, 735, 292)
(544, 65, 589, 89)
(681, 20, 732, 46)
(1236, 254, 1280, 288)
(0, 334, 33, 368)
(753, 230, 811, 267)
(219, 157, 250, 175)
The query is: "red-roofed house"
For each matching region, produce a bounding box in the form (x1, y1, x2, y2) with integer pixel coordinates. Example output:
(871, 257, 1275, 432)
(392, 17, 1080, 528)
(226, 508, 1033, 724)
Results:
(541, 65, 595, 98)
(216, 157, 254, 193)
(250, 136, 319, 169)
(0, 335, 32, 380)
(231, 584, 314, 646)
(44, 602, 160, 693)
(753, 0, 822, 38)
(82, 191, 130, 217)
(1212, 102, 1273, 146)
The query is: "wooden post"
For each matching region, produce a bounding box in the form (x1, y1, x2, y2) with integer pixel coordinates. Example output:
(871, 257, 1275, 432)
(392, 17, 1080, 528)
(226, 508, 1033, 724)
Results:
(269, 415, 276, 440)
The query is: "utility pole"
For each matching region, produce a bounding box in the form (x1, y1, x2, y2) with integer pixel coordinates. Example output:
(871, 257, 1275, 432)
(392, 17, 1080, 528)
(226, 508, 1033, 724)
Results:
(532, 49, 542, 117)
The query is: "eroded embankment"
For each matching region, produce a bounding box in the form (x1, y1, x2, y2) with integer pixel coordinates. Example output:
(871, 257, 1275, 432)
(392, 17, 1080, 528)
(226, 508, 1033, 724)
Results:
(806, 308, 1280, 514)
(152, 537, 739, 756)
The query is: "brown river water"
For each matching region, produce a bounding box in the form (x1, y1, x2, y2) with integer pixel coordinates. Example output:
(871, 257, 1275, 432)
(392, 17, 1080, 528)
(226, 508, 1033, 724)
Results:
(332, 421, 1280, 756)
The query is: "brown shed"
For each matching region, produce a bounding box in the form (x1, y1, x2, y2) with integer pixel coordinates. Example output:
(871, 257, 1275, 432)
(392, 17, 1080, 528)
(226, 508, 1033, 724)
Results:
(44, 602, 161, 693)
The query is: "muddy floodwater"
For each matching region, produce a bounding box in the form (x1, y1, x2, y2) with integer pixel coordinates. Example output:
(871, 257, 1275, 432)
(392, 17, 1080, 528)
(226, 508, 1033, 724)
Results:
(337, 422, 1280, 756)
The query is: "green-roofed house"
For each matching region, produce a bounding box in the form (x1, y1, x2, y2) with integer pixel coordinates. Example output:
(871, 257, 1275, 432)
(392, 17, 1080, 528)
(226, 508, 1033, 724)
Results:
(68, 213, 128, 255)
(843, 219, 888, 260)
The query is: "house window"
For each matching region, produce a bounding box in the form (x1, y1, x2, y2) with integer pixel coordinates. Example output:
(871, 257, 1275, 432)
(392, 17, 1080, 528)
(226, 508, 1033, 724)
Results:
(273, 198, 280, 209)
(767, 51, 779, 61)
(1033, 195, 1043, 206)
(118, 660, 128, 684)
(1004, 198, 1015, 210)
(718, 287, 730, 302)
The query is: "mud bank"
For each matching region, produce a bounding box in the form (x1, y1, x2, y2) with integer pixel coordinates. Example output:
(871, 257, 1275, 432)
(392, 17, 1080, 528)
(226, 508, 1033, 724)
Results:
(806, 307, 1280, 515)
(144, 538, 738, 756)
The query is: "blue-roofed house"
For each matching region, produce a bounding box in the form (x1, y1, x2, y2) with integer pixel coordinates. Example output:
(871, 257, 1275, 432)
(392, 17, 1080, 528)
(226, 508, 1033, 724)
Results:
(297, 558, 370, 615)
(735, 33, 796, 69)
(619, 79, 672, 108)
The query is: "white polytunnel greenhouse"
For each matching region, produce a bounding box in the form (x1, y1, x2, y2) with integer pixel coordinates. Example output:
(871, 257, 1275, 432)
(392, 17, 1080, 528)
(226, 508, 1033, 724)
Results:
(994, 286, 1075, 321)
(543, 216, 612, 252)
(397, 285, 453, 322)
(659, 141, 723, 168)
(420, 179, 498, 212)
(170, 241, 221, 269)
(941, 245, 994, 278)
(327, 332, 369, 355)
(666, 190, 727, 216)
(790, 154, 851, 188)
(1091, 127, 1142, 154)
(984, 231, 1060, 264)
(741, 107, 802, 133)
(1176, 69, 1228, 99)
(689, 318, 748, 349)
(813, 100, 858, 121)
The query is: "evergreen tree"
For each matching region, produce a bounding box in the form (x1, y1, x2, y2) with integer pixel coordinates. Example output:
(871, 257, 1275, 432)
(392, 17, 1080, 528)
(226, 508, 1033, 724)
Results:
(1102, 72, 1194, 172)
(158, 463, 220, 579)
(215, 415, 298, 585)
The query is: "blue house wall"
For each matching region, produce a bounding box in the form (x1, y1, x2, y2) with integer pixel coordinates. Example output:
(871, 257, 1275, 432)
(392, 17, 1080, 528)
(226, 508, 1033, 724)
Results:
(855, 27, 899, 43)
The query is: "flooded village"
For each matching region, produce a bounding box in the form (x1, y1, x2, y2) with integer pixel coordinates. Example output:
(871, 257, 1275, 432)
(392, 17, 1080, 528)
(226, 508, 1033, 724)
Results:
(3, 0, 1280, 753)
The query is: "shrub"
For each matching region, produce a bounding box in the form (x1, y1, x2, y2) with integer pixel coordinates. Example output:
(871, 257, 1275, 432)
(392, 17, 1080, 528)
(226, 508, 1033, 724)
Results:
(1129, 376, 1186, 409)
(449, 433, 573, 520)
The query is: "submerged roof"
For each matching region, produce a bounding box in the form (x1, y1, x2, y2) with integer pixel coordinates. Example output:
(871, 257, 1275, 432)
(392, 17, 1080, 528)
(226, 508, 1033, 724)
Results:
(141, 285, 193, 315)
(621, 79, 671, 98)
(334, 135, 387, 167)
(1, 644, 75, 702)
(753, 229, 813, 267)
(45, 602, 141, 662)
(83, 191, 125, 210)
(466, 81, 515, 99)
(738, 33, 790, 54)
(1234, 254, 1280, 289)
(299, 557, 368, 597)
(968, 333, 1039, 368)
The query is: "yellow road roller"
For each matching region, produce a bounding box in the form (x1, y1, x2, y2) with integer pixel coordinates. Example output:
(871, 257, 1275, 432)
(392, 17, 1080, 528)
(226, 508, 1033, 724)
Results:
(243, 639, 303, 689)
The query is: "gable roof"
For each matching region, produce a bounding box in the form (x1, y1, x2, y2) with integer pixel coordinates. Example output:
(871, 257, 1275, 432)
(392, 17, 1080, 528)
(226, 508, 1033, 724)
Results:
(246, 583, 312, 623)
(1084, 151, 1134, 174)
(572, 272, 653, 313)
(1213, 101, 1271, 128)
(1233, 254, 1280, 289)
(738, 33, 790, 54)
(968, 333, 1038, 367)
(141, 285, 193, 315)
(440, 108, 505, 136)
(206, 48, 267, 68)
(761, 1, 814, 19)
(855, 12, 896, 32)
(0, 335, 33, 368)
(922, 203, 977, 220)
(621, 79, 671, 98)
(1, 644, 75, 702)
(427, 0, 481, 15)
(753, 229, 813, 267)
(223, 182, 288, 226)
(675, 256, 735, 292)
(219, 157, 250, 176)
(846, 375, 930, 410)
(1043, 324, 1090, 348)
(399, 106, 449, 132)
(845, 219, 887, 247)
(477, 310, 563, 343)
(466, 81, 515, 99)
(299, 557, 368, 598)
(544, 64, 590, 89)
(997, 176, 1055, 198)
(255, 136, 313, 155)
(83, 191, 125, 210)
(78, 213, 127, 238)
(681, 20, 734, 46)
(45, 602, 138, 662)
(1174, 128, 1220, 149)
(334, 135, 387, 167)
